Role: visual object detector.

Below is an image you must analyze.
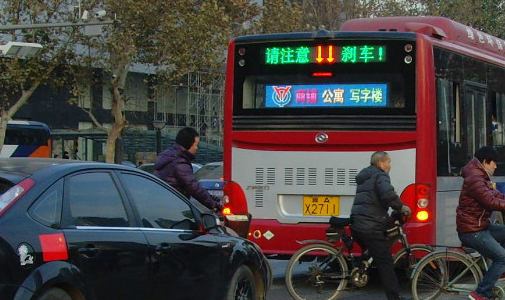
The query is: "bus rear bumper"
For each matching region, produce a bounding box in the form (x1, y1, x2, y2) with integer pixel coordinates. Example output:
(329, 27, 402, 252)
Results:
(247, 220, 329, 256)
(247, 219, 435, 256)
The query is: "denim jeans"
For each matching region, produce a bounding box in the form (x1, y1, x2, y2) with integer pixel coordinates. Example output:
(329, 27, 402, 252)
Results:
(459, 224, 505, 298)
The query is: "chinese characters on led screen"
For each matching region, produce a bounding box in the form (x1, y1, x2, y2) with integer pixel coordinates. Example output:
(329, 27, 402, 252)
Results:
(265, 45, 386, 65)
(265, 84, 388, 108)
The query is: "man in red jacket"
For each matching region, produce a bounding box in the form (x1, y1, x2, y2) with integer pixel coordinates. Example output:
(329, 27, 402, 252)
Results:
(457, 146, 505, 300)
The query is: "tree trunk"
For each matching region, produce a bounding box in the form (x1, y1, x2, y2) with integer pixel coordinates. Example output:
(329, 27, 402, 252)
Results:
(104, 57, 129, 163)
(0, 111, 10, 154)
(105, 122, 123, 163)
(114, 134, 123, 164)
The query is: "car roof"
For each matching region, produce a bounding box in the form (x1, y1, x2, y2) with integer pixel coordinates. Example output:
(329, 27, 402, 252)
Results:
(0, 158, 129, 184)
(203, 161, 222, 165)
(194, 161, 223, 180)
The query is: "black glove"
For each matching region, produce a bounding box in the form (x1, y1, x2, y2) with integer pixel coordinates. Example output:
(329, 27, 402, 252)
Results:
(400, 205, 412, 216)
(210, 195, 221, 202)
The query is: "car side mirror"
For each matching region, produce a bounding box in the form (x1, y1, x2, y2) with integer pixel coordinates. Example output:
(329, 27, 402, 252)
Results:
(201, 213, 221, 231)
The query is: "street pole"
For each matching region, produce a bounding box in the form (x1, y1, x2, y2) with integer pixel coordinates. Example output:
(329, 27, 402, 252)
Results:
(152, 120, 166, 155)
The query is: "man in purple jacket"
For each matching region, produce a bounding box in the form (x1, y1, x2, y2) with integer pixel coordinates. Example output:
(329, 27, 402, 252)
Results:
(154, 127, 222, 212)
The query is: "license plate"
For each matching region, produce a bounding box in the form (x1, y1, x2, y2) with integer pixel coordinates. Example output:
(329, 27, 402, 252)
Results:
(303, 196, 340, 216)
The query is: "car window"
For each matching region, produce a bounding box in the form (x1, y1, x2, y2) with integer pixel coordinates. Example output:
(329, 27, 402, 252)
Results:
(67, 172, 129, 227)
(0, 179, 14, 196)
(194, 163, 223, 180)
(29, 180, 63, 228)
(119, 173, 196, 230)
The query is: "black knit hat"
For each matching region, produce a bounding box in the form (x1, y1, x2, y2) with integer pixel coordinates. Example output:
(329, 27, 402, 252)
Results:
(475, 146, 499, 163)
(176, 127, 199, 150)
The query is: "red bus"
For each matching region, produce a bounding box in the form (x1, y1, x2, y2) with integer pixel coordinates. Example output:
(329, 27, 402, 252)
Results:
(222, 16, 505, 256)
(0, 120, 52, 158)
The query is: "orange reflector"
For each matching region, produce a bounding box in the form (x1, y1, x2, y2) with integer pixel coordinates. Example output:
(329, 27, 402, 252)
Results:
(39, 233, 68, 261)
(416, 210, 429, 222)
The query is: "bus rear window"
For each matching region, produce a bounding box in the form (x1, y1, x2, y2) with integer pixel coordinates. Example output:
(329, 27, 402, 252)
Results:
(234, 36, 416, 118)
(5, 128, 49, 146)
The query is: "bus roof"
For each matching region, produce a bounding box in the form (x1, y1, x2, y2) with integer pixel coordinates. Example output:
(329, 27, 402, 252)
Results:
(0, 119, 49, 127)
(6, 120, 48, 126)
(340, 16, 505, 61)
(233, 30, 417, 43)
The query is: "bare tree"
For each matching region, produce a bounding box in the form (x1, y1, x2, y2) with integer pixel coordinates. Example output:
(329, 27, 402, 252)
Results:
(69, 0, 262, 163)
(0, 0, 78, 152)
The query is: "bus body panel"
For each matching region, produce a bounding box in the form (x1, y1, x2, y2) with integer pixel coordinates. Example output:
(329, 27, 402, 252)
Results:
(414, 34, 438, 245)
(223, 39, 236, 182)
(231, 147, 418, 253)
(340, 16, 505, 63)
(436, 177, 463, 246)
(0, 144, 50, 158)
(437, 176, 505, 247)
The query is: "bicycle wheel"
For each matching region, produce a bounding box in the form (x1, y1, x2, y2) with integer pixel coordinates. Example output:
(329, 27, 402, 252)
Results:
(393, 244, 433, 281)
(411, 250, 482, 300)
(285, 243, 348, 300)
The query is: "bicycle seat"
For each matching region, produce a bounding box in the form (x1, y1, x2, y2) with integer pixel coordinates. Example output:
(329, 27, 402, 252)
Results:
(329, 217, 351, 228)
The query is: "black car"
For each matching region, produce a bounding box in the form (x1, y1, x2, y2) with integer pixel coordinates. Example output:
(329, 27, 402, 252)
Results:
(0, 158, 271, 300)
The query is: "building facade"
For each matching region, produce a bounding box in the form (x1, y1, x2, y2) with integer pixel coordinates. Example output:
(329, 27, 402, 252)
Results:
(16, 70, 224, 164)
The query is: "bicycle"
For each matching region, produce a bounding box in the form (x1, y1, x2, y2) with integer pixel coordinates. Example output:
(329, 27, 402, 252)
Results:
(411, 246, 505, 300)
(285, 212, 433, 300)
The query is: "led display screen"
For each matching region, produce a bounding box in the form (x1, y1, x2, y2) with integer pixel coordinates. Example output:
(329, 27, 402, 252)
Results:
(265, 45, 386, 65)
(265, 84, 388, 108)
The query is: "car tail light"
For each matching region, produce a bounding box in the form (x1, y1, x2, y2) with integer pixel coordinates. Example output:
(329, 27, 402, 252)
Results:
(400, 183, 430, 222)
(0, 178, 35, 217)
(222, 181, 251, 238)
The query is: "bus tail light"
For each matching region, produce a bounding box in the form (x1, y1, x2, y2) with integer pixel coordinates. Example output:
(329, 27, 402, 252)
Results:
(222, 181, 251, 238)
(400, 183, 430, 222)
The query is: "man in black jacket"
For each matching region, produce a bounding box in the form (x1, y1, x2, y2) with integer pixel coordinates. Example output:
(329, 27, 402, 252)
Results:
(350, 151, 412, 300)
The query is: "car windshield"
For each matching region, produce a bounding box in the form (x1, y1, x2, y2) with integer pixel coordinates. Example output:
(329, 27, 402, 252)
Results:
(194, 163, 223, 180)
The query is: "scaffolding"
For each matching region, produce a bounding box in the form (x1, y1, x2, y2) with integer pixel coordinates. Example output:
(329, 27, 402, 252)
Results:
(152, 71, 225, 161)
(186, 71, 225, 148)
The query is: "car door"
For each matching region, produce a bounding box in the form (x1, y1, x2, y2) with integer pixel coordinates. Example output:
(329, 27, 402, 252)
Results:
(118, 171, 226, 300)
(61, 171, 150, 300)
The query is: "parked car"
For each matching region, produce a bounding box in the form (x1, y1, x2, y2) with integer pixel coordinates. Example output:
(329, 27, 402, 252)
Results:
(194, 161, 224, 198)
(121, 160, 137, 168)
(0, 158, 271, 300)
(138, 162, 202, 174)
